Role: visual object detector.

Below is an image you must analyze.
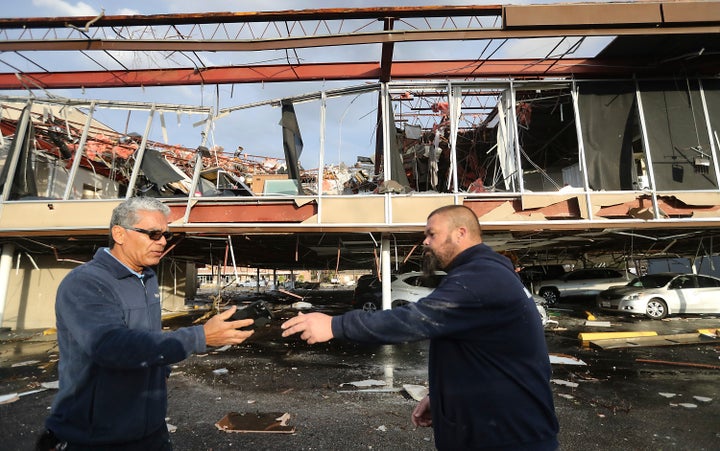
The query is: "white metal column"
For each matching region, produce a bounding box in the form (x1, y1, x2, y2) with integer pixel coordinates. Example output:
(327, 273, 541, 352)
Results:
(381, 234, 392, 310)
(0, 244, 15, 327)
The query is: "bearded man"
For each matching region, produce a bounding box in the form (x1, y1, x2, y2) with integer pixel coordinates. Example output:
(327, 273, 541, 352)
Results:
(282, 205, 559, 450)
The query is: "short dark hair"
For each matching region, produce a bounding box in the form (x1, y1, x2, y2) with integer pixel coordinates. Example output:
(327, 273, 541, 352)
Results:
(108, 197, 170, 248)
(428, 205, 482, 238)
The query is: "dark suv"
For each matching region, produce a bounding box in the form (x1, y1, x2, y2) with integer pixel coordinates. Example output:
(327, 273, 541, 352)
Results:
(518, 265, 566, 288)
(351, 274, 383, 311)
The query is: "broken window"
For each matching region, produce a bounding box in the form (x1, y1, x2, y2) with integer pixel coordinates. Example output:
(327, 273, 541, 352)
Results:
(577, 81, 641, 191)
(516, 83, 579, 192)
(640, 79, 716, 190)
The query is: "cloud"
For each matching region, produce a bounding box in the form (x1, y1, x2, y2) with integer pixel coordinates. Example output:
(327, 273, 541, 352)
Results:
(116, 8, 142, 15)
(31, 0, 98, 16)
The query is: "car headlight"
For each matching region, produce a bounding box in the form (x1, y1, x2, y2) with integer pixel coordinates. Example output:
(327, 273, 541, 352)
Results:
(623, 292, 643, 301)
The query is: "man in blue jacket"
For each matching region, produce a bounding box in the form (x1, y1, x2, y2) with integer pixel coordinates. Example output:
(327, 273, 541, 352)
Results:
(41, 197, 255, 450)
(282, 205, 559, 450)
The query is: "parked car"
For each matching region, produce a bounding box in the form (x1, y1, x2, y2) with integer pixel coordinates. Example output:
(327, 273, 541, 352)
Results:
(351, 271, 445, 311)
(596, 272, 720, 319)
(518, 264, 566, 288)
(537, 268, 629, 305)
(351, 274, 383, 311)
(353, 272, 550, 327)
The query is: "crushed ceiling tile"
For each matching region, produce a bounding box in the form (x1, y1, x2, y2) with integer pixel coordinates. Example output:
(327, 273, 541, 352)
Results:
(479, 201, 516, 221)
(520, 193, 577, 210)
(672, 192, 720, 206)
(589, 193, 639, 207)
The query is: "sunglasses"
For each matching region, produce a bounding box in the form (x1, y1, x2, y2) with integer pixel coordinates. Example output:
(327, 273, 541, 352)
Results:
(125, 226, 173, 241)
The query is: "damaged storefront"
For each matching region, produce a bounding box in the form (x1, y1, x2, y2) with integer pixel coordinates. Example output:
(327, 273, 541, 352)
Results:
(1, 76, 720, 329)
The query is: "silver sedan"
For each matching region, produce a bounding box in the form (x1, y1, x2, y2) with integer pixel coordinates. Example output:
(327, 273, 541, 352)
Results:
(596, 272, 720, 319)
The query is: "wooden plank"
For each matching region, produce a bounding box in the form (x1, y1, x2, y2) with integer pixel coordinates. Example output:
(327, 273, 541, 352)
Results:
(590, 333, 720, 350)
(578, 330, 657, 345)
(636, 358, 720, 370)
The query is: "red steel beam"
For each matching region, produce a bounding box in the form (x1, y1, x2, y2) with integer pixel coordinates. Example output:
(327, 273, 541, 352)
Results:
(2, 59, 646, 90)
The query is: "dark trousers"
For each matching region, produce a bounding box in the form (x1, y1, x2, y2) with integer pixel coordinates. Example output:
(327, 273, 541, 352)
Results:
(39, 426, 172, 451)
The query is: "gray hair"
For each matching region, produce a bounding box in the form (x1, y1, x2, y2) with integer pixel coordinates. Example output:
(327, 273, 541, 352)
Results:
(109, 197, 170, 247)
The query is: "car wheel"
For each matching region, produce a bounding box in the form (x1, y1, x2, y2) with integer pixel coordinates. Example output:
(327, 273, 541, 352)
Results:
(645, 298, 668, 320)
(391, 300, 409, 308)
(539, 288, 559, 305)
(361, 301, 379, 312)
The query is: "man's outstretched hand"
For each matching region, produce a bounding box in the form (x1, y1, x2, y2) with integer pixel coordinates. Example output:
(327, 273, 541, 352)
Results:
(281, 312, 334, 344)
(203, 306, 255, 347)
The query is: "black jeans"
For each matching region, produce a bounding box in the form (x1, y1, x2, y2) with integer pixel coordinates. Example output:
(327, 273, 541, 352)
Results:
(39, 426, 172, 451)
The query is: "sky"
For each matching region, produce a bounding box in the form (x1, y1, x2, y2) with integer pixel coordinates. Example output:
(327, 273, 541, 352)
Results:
(1, 0, 617, 170)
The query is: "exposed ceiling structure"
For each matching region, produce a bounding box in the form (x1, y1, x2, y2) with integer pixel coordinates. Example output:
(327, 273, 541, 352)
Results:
(0, 2, 718, 88)
(1, 1, 720, 272)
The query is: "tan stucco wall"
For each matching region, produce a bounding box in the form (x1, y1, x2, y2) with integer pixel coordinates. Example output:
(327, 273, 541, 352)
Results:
(2, 256, 77, 330)
(158, 260, 196, 312)
(1, 255, 194, 330)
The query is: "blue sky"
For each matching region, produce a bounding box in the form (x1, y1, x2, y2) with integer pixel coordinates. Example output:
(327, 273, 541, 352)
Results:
(1, 0, 616, 170)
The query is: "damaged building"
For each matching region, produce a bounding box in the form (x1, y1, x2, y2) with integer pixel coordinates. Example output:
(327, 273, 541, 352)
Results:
(1, 1, 720, 329)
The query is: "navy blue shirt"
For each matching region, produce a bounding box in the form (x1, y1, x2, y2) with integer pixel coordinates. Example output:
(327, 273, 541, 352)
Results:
(46, 248, 206, 446)
(333, 243, 559, 450)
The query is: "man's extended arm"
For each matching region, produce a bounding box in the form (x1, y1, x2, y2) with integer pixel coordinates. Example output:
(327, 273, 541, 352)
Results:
(281, 312, 334, 344)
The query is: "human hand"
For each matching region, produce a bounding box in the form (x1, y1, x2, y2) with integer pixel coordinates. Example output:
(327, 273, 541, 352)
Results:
(411, 395, 432, 427)
(280, 312, 333, 344)
(203, 306, 255, 347)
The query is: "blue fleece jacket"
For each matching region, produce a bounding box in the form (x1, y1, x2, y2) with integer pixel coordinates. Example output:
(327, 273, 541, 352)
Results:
(46, 248, 206, 446)
(332, 243, 559, 450)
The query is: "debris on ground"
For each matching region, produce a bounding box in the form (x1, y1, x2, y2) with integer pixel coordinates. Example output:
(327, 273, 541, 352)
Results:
(402, 384, 428, 401)
(636, 358, 720, 369)
(340, 379, 386, 388)
(585, 320, 612, 327)
(0, 392, 19, 404)
(549, 353, 587, 366)
(551, 379, 579, 388)
(592, 333, 720, 350)
(215, 412, 295, 434)
(578, 330, 657, 347)
(10, 360, 40, 367)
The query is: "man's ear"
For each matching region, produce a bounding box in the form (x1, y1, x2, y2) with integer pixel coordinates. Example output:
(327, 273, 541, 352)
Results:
(111, 225, 126, 245)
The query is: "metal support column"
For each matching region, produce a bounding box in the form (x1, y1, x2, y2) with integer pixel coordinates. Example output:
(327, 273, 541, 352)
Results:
(0, 244, 15, 327)
(634, 79, 662, 219)
(381, 234, 392, 310)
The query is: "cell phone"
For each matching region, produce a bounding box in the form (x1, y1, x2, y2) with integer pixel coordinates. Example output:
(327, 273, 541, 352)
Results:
(230, 300, 273, 330)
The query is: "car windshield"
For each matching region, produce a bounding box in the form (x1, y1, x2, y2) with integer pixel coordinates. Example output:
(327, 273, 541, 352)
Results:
(631, 274, 676, 288)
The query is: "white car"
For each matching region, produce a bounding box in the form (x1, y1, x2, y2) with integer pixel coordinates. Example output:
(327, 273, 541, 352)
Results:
(597, 272, 720, 319)
(537, 268, 629, 305)
(352, 271, 446, 311)
(389, 271, 445, 307)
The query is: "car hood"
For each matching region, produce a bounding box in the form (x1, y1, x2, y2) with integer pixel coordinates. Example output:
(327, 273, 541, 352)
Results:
(600, 285, 640, 297)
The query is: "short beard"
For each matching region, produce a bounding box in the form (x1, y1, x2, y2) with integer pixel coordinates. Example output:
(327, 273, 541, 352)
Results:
(423, 249, 441, 276)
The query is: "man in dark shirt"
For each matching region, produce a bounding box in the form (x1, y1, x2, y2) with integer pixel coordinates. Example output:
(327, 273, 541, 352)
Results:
(41, 197, 255, 450)
(282, 205, 559, 450)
